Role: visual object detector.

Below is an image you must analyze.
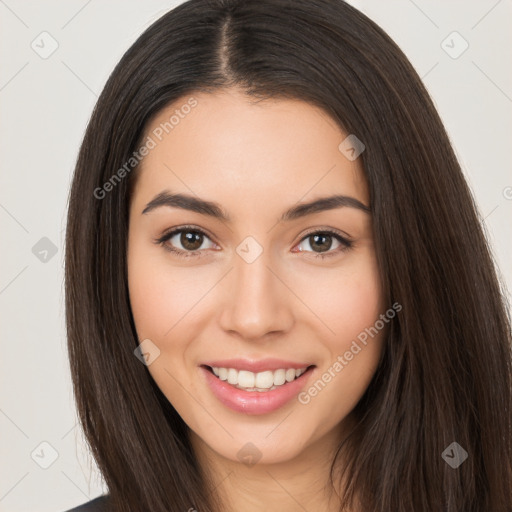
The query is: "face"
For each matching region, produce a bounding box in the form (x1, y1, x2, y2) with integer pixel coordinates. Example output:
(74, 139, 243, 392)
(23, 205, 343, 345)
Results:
(127, 87, 386, 467)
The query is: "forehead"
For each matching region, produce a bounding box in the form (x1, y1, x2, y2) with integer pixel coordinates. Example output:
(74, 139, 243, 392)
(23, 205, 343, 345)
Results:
(132, 88, 368, 213)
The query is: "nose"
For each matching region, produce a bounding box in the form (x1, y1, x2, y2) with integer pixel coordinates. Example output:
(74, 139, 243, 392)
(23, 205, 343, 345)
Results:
(218, 249, 295, 342)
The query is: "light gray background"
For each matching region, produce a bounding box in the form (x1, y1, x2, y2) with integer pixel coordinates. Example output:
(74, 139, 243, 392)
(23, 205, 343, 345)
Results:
(1, 1, 511, 511)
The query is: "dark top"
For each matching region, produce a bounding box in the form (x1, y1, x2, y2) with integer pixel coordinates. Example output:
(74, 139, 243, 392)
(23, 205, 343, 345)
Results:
(64, 495, 110, 512)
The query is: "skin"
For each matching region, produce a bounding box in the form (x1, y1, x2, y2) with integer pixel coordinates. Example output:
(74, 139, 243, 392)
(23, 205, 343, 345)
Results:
(127, 87, 386, 512)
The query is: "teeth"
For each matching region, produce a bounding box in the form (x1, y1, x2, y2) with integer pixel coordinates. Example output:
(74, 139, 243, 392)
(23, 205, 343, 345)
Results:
(274, 369, 286, 386)
(227, 368, 238, 385)
(255, 370, 273, 388)
(238, 370, 254, 387)
(211, 366, 309, 391)
(286, 369, 296, 382)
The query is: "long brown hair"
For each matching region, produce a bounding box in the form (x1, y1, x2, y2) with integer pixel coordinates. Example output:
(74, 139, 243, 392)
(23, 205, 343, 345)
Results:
(65, 0, 512, 510)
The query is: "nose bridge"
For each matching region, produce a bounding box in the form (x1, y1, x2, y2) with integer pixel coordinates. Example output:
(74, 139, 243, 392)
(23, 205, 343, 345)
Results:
(218, 243, 294, 339)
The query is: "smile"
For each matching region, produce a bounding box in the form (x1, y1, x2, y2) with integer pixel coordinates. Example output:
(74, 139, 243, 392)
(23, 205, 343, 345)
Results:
(200, 361, 316, 415)
(210, 366, 309, 391)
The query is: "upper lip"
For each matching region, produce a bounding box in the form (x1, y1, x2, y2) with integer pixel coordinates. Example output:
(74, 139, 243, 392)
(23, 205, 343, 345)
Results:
(201, 358, 315, 373)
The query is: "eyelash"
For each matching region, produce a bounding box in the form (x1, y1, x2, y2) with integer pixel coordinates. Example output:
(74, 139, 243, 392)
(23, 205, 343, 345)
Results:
(154, 225, 353, 260)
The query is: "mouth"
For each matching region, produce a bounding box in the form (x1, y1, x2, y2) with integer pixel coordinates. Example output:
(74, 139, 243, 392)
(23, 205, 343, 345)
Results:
(201, 364, 315, 392)
(199, 363, 317, 415)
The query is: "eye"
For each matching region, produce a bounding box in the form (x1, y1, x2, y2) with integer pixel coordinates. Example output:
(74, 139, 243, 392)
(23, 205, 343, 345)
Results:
(155, 226, 353, 260)
(293, 229, 353, 259)
(155, 225, 217, 258)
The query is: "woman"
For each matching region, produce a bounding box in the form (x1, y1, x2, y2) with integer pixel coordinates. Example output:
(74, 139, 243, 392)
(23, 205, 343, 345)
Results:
(64, 0, 512, 511)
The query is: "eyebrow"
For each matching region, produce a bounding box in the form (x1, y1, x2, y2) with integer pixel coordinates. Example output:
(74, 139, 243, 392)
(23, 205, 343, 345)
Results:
(142, 190, 370, 221)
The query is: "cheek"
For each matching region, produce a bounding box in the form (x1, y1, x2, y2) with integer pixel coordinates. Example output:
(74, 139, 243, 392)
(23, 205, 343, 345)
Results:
(303, 252, 384, 344)
(331, 276, 383, 342)
(127, 242, 202, 340)
(127, 244, 200, 407)
(128, 261, 172, 339)
(298, 252, 385, 403)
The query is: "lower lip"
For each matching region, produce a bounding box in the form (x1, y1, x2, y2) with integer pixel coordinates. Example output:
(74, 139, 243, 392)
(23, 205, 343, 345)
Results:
(200, 365, 315, 415)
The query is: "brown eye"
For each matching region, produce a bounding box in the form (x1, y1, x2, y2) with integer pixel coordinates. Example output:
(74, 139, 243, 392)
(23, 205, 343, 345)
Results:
(156, 226, 216, 258)
(156, 226, 352, 260)
(294, 230, 353, 259)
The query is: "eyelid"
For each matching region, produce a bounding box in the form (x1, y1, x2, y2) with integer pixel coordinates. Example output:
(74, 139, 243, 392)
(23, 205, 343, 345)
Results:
(298, 226, 352, 242)
(155, 223, 217, 242)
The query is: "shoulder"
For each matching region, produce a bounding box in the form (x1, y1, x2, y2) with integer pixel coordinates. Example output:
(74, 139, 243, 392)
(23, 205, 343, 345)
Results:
(63, 495, 110, 512)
